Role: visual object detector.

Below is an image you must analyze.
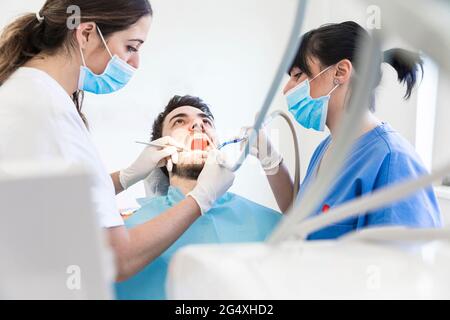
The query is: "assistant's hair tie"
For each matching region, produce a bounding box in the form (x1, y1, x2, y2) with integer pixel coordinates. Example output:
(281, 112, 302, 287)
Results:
(36, 12, 45, 23)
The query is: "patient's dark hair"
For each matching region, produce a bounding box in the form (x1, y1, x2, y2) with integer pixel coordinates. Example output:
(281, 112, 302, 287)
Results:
(151, 95, 214, 178)
(151, 95, 214, 141)
(289, 21, 424, 111)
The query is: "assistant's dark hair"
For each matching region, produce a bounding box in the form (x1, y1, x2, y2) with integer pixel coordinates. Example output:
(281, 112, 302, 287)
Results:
(151, 95, 214, 141)
(0, 0, 153, 127)
(289, 21, 424, 111)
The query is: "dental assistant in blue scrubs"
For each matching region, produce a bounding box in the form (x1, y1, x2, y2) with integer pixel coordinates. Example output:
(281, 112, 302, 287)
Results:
(250, 21, 442, 240)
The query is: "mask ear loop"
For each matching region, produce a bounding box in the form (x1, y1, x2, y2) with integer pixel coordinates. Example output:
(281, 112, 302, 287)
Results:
(327, 79, 340, 96)
(78, 26, 112, 67)
(77, 45, 87, 94)
(310, 65, 334, 82)
(96, 26, 114, 58)
(79, 46, 87, 67)
(310, 65, 340, 96)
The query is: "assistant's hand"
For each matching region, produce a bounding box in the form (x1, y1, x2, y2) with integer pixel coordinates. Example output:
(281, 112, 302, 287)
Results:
(187, 149, 235, 214)
(119, 136, 185, 190)
(240, 126, 283, 174)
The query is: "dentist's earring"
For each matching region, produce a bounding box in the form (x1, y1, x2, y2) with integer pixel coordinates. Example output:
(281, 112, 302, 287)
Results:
(334, 79, 340, 85)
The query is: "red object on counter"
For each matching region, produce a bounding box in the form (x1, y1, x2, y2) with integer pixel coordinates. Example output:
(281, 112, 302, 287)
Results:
(322, 204, 330, 213)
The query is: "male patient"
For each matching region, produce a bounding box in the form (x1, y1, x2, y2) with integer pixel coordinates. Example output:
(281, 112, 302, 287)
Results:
(115, 95, 281, 300)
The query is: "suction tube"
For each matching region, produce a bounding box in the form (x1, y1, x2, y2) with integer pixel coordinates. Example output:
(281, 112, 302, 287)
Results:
(263, 110, 301, 201)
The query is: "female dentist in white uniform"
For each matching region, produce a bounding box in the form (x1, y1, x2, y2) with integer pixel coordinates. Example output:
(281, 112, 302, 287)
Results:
(0, 0, 234, 282)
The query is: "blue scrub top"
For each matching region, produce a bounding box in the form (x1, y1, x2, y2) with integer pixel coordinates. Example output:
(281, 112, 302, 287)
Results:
(298, 123, 442, 240)
(115, 187, 281, 300)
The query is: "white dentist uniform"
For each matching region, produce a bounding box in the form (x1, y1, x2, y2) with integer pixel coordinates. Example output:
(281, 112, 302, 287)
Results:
(0, 67, 123, 228)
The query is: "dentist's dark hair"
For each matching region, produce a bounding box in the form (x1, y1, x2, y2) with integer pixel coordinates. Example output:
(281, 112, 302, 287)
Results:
(0, 0, 153, 126)
(289, 21, 424, 111)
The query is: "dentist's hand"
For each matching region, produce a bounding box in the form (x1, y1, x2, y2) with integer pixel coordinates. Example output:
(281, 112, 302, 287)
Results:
(240, 126, 283, 175)
(187, 149, 235, 215)
(119, 136, 185, 190)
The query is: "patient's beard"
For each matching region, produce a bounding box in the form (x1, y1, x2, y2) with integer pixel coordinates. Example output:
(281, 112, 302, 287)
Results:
(171, 163, 205, 180)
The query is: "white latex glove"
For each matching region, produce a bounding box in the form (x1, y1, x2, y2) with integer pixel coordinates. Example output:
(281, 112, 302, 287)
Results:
(187, 149, 235, 215)
(119, 136, 186, 190)
(240, 126, 283, 174)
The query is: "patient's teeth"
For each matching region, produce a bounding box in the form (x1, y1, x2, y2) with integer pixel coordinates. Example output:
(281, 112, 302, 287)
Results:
(191, 133, 208, 151)
(193, 133, 203, 140)
(191, 138, 207, 151)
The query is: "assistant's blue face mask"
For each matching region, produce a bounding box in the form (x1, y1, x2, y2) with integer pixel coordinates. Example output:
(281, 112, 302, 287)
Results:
(78, 27, 136, 94)
(285, 66, 339, 131)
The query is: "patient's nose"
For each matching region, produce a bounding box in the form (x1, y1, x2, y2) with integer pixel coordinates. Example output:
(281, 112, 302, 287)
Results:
(190, 120, 205, 132)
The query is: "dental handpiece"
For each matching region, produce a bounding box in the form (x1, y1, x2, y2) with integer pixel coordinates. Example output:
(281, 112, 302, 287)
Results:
(218, 137, 248, 150)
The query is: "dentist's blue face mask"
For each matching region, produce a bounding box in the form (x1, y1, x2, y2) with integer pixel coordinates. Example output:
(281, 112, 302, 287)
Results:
(285, 65, 339, 131)
(78, 27, 137, 94)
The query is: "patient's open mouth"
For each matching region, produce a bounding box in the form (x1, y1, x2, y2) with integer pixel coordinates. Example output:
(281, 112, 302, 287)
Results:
(191, 138, 208, 151)
(189, 133, 212, 151)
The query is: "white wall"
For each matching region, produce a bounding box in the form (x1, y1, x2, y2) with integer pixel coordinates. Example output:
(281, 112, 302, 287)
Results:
(0, 1, 42, 26)
(433, 74, 450, 169)
(433, 73, 450, 225)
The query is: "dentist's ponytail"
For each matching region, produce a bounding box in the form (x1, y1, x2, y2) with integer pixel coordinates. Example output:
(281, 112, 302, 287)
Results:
(0, 13, 43, 86)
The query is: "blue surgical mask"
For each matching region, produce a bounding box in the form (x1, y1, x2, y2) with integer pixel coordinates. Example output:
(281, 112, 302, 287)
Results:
(78, 27, 136, 94)
(285, 66, 339, 131)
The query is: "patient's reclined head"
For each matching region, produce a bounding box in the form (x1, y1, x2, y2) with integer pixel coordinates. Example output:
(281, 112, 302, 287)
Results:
(151, 95, 218, 180)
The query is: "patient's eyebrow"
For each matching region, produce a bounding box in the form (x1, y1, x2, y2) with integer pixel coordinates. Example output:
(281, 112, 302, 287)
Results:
(197, 113, 213, 121)
(168, 112, 214, 127)
(168, 113, 188, 124)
